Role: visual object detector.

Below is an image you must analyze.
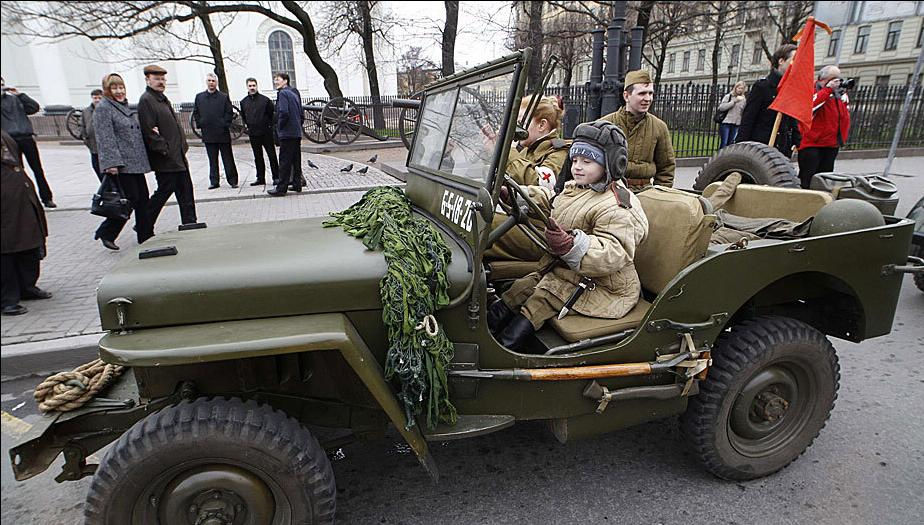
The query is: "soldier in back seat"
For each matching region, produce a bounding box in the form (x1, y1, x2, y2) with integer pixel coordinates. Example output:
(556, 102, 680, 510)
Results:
(487, 121, 649, 352)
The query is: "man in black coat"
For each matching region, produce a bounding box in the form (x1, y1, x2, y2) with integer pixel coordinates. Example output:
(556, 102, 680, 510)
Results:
(193, 73, 239, 189)
(240, 78, 279, 186)
(1, 130, 51, 316)
(736, 44, 802, 157)
(1, 77, 56, 207)
(138, 65, 198, 228)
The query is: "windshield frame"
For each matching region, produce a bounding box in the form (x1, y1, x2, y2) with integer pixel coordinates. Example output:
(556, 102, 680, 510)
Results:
(406, 51, 529, 194)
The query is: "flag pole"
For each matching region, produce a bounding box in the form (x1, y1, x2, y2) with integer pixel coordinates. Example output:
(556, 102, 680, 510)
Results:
(768, 112, 783, 148)
(882, 45, 924, 177)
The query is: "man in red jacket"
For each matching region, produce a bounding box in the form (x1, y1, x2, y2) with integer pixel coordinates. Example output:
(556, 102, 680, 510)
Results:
(797, 65, 851, 188)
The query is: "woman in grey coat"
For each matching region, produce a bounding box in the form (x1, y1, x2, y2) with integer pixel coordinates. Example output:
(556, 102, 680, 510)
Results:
(717, 81, 748, 149)
(92, 73, 154, 250)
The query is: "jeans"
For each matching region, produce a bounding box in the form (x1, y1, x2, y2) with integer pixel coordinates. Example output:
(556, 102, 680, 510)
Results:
(204, 142, 239, 186)
(719, 123, 739, 150)
(797, 147, 839, 189)
(249, 134, 279, 183)
(13, 136, 53, 203)
(148, 170, 198, 226)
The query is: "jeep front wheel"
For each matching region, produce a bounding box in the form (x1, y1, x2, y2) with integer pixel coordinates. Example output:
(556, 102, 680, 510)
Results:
(84, 397, 336, 525)
(680, 316, 839, 480)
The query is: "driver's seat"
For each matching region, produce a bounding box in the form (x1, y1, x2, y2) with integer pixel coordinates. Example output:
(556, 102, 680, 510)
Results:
(548, 298, 651, 342)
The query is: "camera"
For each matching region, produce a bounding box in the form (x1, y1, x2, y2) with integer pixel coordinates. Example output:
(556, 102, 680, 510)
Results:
(838, 78, 856, 90)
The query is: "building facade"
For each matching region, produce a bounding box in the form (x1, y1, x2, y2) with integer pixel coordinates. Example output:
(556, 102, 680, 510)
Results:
(0, 8, 399, 107)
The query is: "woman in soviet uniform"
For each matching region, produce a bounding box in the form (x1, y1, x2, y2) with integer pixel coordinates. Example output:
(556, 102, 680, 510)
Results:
(487, 121, 650, 352)
(486, 95, 570, 262)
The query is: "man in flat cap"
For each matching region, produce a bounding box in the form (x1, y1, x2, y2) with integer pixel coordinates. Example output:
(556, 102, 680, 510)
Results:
(137, 64, 198, 229)
(600, 69, 675, 192)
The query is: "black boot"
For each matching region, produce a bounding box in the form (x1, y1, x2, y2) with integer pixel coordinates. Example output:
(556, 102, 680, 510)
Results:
(498, 313, 535, 352)
(487, 299, 514, 333)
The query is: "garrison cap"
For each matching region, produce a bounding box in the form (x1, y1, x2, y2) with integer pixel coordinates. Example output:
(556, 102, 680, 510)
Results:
(624, 69, 652, 88)
(143, 64, 168, 76)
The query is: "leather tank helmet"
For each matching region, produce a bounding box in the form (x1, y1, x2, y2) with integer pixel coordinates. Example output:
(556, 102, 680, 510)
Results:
(570, 120, 629, 192)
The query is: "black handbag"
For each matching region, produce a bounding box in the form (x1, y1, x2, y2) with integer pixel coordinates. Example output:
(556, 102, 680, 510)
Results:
(713, 93, 731, 124)
(91, 175, 132, 220)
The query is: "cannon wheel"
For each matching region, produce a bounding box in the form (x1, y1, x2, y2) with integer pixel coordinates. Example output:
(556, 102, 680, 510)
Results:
(189, 106, 246, 140)
(399, 105, 418, 150)
(321, 97, 362, 145)
(65, 108, 84, 140)
(303, 99, 329, 144)
(693, 141, 799, 190)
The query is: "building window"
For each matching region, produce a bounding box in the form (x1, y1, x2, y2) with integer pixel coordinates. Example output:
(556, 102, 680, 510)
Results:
(697, 49, 706, 71)
(268, 30, 297, 88)
(827, 30, 841, 57)
(875, 75, 890, 88)
(731, 44, 740, 67)
(917, 24, 923, 48)
(854, 25, 870, 54)
(884, 21, 902, 51)
(716, 48, 722, 68)
(752, 44, 762, 64)
(682, 50, 690, 72)
(668, 52, 676, 73)
(735, 4, 746, 25)
(908, 73, 923, 85)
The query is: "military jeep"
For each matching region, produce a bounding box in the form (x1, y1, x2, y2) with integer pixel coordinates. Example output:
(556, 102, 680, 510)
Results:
(9, 50, 922, 524)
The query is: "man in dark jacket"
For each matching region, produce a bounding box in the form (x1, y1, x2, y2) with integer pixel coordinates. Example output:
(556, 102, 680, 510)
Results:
(138, 64, 198, 227)
(268, 72, 304, 197)
(1, 130, 51, 316)
(1, 77, 56, 207)
(736, 44, 801, 157)
(80, 89, 103, 180)
(193, 73, 238, 189)
(240, 78, 279, 186)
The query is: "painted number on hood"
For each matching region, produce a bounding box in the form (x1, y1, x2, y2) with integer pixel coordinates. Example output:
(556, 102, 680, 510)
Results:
(440, 189, 474, 232)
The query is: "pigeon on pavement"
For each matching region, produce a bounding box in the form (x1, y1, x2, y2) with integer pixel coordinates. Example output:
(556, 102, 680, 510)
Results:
(340, 163, 353, 172)
(367, 154, 378, 163)
(357, 166, 369, 174)
(306, 159, 319, 169)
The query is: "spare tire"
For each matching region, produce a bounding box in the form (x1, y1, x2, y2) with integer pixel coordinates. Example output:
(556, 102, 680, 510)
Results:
(693, 141, 799, 191)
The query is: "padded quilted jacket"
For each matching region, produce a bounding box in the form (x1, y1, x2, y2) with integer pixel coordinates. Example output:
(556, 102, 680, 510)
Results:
(601, 107, 676, 191)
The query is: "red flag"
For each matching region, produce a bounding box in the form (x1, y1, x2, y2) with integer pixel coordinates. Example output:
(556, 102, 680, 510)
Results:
(769, 17, 833, 127)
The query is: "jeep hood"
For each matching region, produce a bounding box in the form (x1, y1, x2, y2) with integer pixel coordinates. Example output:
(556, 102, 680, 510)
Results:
(98, 216, 470, 331)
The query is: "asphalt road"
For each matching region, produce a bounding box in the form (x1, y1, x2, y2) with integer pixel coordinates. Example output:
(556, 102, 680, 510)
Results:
(2, 275, 921, 525)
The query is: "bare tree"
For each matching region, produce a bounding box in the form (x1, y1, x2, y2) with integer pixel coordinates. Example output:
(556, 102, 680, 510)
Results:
(544, 11, 593, 88)
(508, 1, 545, 91)
(398, 47, 439, 95)
(643, 2, 698, 85)
(754, 0, 814, 62)
(442, 0, 459, 76)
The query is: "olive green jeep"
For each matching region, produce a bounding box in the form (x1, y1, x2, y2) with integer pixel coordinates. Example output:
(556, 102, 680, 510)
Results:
(9, 50, 922, 524)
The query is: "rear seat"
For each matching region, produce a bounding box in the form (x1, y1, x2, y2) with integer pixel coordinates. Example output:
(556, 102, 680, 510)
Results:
(702, 182, 832, 222)
(549, 187, 716, 343)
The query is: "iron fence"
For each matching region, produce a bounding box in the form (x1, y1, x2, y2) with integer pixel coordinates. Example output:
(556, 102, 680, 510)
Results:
(27, 83, 924, 157)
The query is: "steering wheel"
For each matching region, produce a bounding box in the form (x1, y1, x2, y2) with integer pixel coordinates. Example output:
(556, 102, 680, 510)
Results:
(495, 175, 555, 255)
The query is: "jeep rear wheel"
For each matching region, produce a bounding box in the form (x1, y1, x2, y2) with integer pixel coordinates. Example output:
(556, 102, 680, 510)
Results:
(84, 397, 336, 525)
(680, 316, 839, 480)
(693, 141, 800, 190)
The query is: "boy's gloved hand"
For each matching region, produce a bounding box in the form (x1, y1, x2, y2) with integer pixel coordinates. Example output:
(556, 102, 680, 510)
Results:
(499, 186, 514, 206)
(544, 218, 574, 255)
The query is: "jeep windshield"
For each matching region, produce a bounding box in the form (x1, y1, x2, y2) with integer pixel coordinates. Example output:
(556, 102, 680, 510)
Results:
(407, 52, 527, 191)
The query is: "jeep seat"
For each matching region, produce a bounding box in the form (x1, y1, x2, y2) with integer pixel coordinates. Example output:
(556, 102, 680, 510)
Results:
(702, 182, 832, 222)
(548, 298, 651, 342)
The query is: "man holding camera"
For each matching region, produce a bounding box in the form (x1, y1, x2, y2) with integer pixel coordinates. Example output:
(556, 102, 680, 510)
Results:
(797, 65, 851, 188)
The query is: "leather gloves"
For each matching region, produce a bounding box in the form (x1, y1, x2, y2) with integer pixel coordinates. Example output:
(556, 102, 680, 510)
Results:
(499, 186, 514, 206)
(544, 218, 574, 256)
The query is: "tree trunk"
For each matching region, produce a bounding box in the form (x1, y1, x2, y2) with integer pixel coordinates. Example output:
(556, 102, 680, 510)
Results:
(196, 10, 228, 93)
(442, 0, 458, 77)
(562, 66, 572, 88)
(281, 0, 343, 97)
(526, 1, 544, 92)
(359, 0, 385, 129)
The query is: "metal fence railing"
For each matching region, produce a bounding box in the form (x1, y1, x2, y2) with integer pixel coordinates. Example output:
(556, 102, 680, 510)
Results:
(28, 83, 924, 157)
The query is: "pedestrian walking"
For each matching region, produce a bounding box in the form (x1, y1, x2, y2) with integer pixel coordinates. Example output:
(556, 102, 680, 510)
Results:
(240, 78, 279, 186)
(600, 69, 676, 193)
(736, 44, 801, 156)
(717, 81, 747, 149)
(193, 73, 238, 189)
(797, 65, 851, 188)
(1, 129, 51, 316)
(1, 77, 56, 208)
(137, 64, 198, 227)
(92, 73, 154, 251)
(268, 72, 303, 197)
(80, 89, 104, 180)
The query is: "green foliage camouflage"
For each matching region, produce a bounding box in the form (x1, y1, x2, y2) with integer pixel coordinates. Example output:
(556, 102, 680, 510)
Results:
(324, 187, 458, 430)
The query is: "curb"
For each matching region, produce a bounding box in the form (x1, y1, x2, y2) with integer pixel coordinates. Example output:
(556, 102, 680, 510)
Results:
(1, 333, 103, 381)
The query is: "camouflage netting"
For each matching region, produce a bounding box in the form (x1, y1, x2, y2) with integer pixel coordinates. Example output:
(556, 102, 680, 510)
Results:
(324, 186, 457, 430)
